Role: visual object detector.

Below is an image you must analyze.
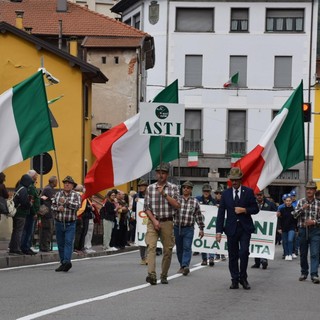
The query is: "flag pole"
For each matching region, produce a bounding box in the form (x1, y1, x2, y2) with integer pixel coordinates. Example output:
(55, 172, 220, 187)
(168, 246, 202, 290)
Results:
(53, 149, 62, 191)
(160, 136, 163, 167)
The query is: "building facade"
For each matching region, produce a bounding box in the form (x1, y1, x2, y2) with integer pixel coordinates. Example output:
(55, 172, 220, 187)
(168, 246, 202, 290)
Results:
(0, 0, 155, 193)
(69, 0, 120, 18)
(0, 21, 107, 239)
(112, 0, 317, 201)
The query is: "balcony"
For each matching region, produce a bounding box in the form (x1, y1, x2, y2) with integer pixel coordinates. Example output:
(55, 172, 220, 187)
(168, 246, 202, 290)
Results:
(182, 139, 202, 154)
(226, 141, 246, 155)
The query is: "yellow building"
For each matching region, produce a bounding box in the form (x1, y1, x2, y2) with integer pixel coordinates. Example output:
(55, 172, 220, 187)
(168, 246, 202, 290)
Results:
(0, 22, 107, 239)
(0, 21, 107, 188)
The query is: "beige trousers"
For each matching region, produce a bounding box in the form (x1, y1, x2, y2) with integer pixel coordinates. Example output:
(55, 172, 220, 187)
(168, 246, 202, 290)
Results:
(145, 219, 175, 278)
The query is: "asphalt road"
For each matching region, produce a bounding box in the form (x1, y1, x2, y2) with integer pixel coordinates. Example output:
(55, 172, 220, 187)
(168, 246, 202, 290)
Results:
(1, 246, 319, 320)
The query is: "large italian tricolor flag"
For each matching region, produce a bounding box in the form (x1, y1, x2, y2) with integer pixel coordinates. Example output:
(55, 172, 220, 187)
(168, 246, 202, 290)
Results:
(234, 81, 305, 193)
(84, 80, 180, 199)
(0, 71, 55, 172)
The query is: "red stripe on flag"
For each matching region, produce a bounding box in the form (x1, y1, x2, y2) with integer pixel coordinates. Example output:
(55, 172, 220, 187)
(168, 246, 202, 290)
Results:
(84, 122, 128, 199)
(188, 161, 198, 167)
(234, 145, 265, 193)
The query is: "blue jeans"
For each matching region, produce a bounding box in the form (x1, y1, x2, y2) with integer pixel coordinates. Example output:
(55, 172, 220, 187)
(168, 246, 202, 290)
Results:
(282, 230, 295, 256)
(174, 225, 194, 268)
(201, 252, 215, 260)
(299, 227, 320, 278)
(55, 220, 76, 264)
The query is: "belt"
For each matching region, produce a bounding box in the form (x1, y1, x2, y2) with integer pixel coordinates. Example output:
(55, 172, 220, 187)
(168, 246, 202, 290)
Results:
(175, 224, 194, 228)
(156, 217, 173, 222)
(55, 219, 76, 223)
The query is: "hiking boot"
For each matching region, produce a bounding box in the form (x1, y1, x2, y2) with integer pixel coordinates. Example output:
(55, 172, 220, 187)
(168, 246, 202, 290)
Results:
(183, 267, 190, 276)
(63, 262, 72, 272)
(55, 264, 65, 272)
(209, 259, 215, 267)
(146, 273, 157, 285)
(201, 260, 207, 266)
(160, 276, 168, 284)
(177, 267, 184, 274)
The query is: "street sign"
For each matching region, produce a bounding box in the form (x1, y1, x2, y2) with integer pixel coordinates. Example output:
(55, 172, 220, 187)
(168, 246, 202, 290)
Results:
(139, 102, 185, 137)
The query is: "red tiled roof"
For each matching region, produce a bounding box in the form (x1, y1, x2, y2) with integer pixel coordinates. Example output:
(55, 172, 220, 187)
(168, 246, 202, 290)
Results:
(82, 36, 143, 48)
(0, 0, 148, 37)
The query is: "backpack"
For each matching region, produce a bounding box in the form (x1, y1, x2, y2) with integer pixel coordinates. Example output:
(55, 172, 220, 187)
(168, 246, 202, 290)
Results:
(0, 187, 23, 217)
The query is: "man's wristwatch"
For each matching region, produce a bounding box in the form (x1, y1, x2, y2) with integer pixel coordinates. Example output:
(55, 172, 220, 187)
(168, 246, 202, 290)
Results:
(163, 193, 168, 198)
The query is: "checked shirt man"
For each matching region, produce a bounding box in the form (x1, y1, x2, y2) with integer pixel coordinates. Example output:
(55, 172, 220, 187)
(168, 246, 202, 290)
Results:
(174, 181, 204, 276)
(144, 163, 180, 285)
(51, 176, 81, 272)
(293, 180, 320, 284)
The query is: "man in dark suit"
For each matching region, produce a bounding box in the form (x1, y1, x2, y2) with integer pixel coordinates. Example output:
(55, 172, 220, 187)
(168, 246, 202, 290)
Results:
(216, 167, 259, 290)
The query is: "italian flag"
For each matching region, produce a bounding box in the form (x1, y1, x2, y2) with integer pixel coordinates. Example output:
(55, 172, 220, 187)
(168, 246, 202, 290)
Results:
(84, 80, 180, 199)
(188, 152, 198, 167)
(0, 71, 55, 172)
(224, 72, 239, 87)
(234, 81, 305, 193)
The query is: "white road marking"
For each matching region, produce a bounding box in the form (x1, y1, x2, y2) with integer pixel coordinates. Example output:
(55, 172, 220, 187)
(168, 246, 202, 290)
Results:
(16, 261, 206, 320)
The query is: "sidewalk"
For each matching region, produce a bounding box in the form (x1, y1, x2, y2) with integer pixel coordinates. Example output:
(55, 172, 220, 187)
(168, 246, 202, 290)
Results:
(0, 241, 138, 269)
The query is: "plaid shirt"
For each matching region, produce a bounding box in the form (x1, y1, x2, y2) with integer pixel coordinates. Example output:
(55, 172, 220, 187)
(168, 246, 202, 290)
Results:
(293, 197, 320, 228)
(174, 196, 204, 230)
(51, 190, 82, 222)
(144, 181, 179, 219)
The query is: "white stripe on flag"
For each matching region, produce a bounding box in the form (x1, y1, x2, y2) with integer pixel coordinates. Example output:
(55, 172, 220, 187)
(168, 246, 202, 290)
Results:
(0, 88, 23, 172)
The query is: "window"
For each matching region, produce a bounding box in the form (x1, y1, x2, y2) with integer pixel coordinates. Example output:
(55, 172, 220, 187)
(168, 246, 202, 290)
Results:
(227, 110, 246, 155)
(185, 55, 203, 87)
(230, 56, 247, 87)
(133, 13, 140, 29)
(176, 8, 214, 32)
(173, 167, 209, 178)
(101, 56, 106, 64)
(114, 56, 119, 64)
(83, 84, 89, 119)
(231, 8, 249, 32)
(266, 9, 304, 32)
(183, 110, 202, 153)
(274, 56, 292, 88)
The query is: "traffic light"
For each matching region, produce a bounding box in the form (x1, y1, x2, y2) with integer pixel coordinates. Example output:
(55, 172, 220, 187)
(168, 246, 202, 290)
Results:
(303, 102, 311, 122)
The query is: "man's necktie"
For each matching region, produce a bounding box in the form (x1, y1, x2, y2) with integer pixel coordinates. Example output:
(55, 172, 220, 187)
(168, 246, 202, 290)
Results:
(235, 189, 240, 205)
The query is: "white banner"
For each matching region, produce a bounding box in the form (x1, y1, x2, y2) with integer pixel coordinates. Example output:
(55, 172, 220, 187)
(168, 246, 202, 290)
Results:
(139, 102, 185, 137)
(136, 200, 277, 260)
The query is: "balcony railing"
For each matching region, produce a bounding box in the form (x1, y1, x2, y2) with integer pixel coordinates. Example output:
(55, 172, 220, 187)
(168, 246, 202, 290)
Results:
(182, 139, 202, 153)
(226, 141, 246, 155)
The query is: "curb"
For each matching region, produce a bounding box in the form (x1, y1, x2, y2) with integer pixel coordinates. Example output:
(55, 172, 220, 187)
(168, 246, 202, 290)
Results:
(0, 246, 138, 269)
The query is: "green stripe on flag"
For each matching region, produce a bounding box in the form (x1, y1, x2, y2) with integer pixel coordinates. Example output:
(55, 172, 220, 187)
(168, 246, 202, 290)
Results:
(149, 80, 180, 168)
(188, 152, 198, 157)
(12, 71, 55, 159)
(274, 81, 305, 169)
